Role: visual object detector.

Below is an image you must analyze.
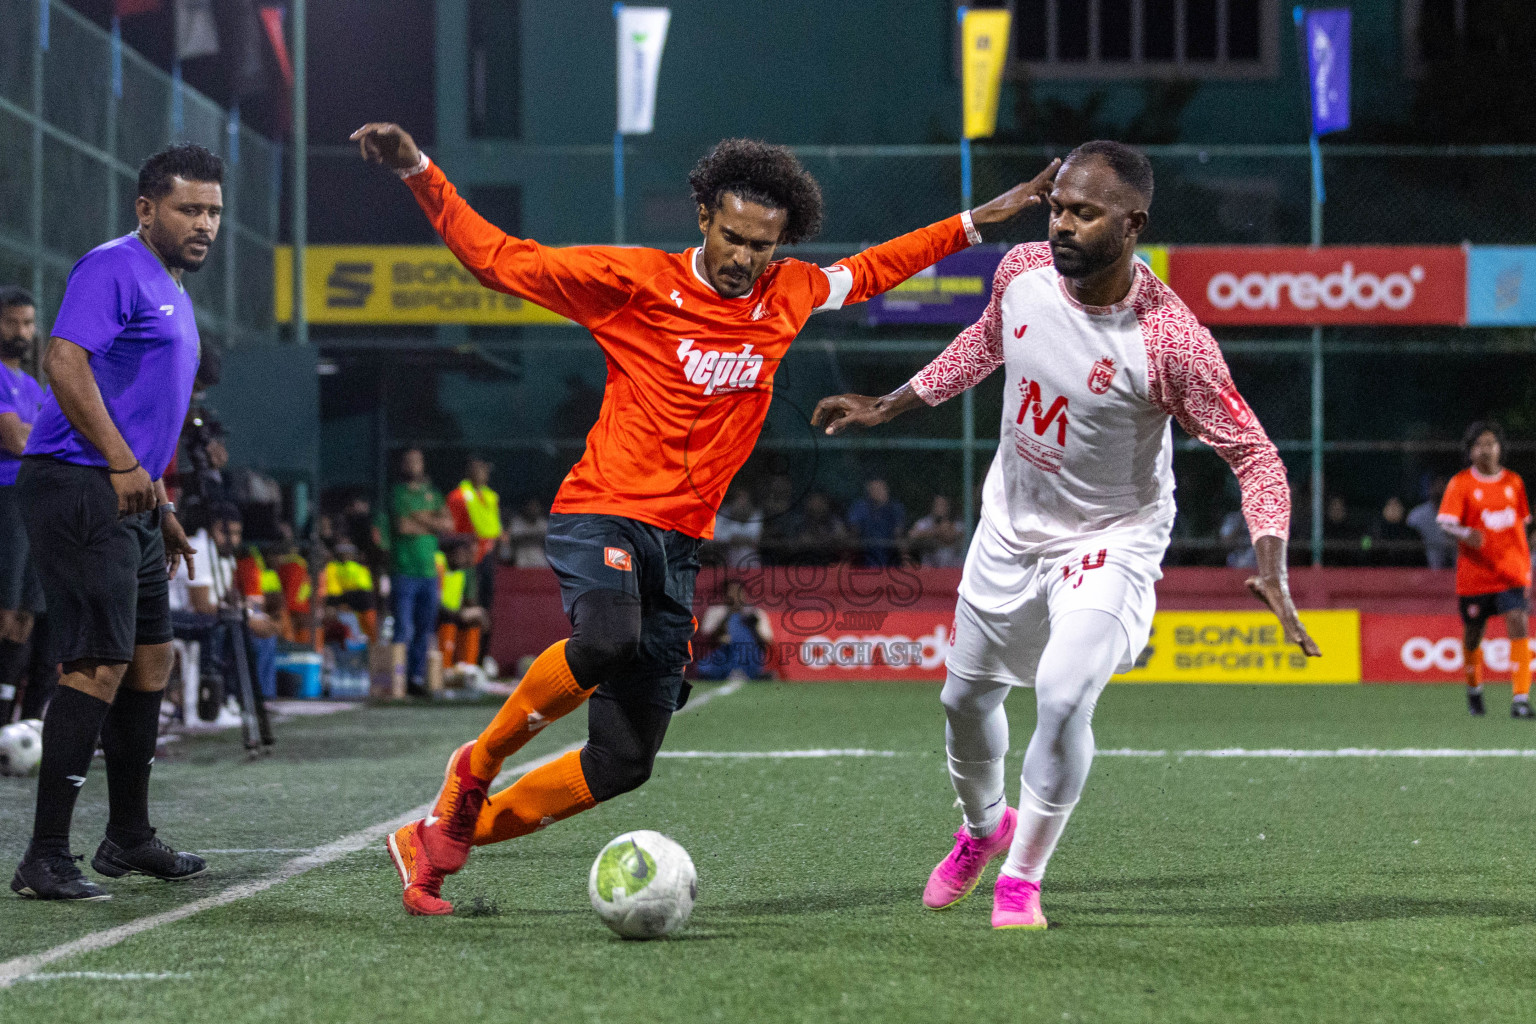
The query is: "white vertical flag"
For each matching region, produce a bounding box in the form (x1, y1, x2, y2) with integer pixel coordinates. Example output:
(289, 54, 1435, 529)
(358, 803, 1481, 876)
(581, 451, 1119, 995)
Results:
(616, 6, 670, 135)
(174, 0, 220, 60)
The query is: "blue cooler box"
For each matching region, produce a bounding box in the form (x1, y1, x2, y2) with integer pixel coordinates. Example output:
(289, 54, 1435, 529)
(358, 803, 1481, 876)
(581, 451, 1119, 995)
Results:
(275, 652, 323, 699)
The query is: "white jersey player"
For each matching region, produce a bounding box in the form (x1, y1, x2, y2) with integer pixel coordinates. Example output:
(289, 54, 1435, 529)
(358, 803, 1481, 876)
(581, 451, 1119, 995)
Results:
(813, 141, 1320, 930)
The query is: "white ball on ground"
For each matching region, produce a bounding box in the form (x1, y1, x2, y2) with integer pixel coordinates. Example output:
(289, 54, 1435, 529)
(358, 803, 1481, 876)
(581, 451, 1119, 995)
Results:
(0, 720, 42, 777)
(588, 830, 697, 939)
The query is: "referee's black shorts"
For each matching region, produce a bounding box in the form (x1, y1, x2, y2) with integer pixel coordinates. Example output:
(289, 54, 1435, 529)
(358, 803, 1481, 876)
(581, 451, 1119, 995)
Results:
(0, 482, 44, 614)
(17, 457, 172, 665)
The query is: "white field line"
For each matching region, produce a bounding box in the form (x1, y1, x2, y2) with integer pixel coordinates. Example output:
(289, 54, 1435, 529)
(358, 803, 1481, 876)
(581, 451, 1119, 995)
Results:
(192, 849, 317, 855)
(17, 972, 192, 983)
(657, 749, 899, 759)
(0, 679, 744, 989)
(1097, 747, 1536, 758)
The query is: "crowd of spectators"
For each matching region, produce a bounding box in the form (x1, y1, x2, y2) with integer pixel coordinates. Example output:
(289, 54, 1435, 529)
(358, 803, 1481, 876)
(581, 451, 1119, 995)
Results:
(703, 477, 970, 569)
(1216, 476, 1461, 569)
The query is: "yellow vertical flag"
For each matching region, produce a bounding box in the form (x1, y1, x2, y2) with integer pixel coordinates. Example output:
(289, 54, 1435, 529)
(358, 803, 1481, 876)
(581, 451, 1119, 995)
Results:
(962, 9, 1012, 140)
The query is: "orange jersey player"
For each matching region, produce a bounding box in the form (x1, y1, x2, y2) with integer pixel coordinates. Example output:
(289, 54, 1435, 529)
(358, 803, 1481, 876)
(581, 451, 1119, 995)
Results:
(1437, 420, 1533, 718)
(350, 121, 1063, 916)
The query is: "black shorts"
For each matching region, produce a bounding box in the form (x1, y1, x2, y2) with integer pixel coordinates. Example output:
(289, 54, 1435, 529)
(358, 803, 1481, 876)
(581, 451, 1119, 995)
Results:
(18, 457, 172, 664)
(0, 483, 43, 614)
(545, 512, 701, 710)
(1458, 587, 1529, 627)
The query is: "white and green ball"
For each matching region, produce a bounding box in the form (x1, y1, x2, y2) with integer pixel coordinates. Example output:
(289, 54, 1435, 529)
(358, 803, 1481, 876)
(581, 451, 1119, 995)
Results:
(588, 830, 697, 939)
(0, 720, 42, 777)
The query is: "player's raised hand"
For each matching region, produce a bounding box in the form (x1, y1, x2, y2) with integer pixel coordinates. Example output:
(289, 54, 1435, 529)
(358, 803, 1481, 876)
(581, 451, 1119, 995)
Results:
(969, 158, 1062, 227)
(350, 123, 422, 171)
(812, 386, 925, 436)
(1245, 536, 1322, 657)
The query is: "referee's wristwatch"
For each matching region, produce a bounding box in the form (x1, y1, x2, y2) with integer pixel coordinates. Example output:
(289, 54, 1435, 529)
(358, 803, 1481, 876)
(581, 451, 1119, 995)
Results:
(158, 501, 177, 517)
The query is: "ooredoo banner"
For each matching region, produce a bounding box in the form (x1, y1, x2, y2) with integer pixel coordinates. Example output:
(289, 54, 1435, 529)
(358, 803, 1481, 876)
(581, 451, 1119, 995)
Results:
(1360, 613, 1512, 683)
(1167, 246, 1466, 326)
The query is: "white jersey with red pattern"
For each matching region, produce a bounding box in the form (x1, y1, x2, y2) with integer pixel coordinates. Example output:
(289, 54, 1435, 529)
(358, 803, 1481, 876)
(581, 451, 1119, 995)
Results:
(909, 242, 1289, 610)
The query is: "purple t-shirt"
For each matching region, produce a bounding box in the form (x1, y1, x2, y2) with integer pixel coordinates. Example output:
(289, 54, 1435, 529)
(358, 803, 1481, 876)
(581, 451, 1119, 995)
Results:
(0, 362, 44, 486)
(25, 234, 201, 480)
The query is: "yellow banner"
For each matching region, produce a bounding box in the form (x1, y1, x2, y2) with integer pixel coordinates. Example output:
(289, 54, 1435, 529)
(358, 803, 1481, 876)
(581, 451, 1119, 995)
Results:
(274, 246, 569, 325)
(1114, 610, 1361, 684)
(962, 9, 1011, 140)
(1134, 245, 1169, 283)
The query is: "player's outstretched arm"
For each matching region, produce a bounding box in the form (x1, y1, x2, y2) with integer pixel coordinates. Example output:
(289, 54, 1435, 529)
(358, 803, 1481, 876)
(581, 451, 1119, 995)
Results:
(813, 243, 1040, 434)
(1245, 536, 1321, 657)
(350, 122, 630, 327)
(811, 384, 925, 436)
(1147, 320, 1319, 656)
(825, 160, 1061, 309)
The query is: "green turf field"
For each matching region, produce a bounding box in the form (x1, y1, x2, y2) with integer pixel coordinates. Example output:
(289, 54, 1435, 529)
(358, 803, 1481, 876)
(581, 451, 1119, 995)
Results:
(4, 682, 1536, 1023)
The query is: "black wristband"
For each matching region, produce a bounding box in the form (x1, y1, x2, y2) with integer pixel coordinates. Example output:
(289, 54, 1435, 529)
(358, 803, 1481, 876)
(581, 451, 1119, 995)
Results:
(108, 460, 141, 475)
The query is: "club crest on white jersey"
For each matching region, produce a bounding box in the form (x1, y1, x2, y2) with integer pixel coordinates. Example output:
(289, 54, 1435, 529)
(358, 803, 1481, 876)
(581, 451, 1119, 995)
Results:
(1087, 356, 1116, 394)
(676, 339, 764, 396)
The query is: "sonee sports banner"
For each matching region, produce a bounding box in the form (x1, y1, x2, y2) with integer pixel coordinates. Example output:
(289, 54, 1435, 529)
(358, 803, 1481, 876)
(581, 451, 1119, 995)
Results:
(274, 245, 569, 326)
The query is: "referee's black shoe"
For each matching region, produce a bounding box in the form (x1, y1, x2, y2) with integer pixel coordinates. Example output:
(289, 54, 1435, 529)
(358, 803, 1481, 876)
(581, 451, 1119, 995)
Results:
(92, 835, 207, 881)
(11, 845, 112, 901)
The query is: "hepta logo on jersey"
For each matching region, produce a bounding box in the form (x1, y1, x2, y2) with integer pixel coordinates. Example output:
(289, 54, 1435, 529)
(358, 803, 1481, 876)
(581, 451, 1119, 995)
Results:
(1482, 507, 1518, 532)
(676, 339, 765, 396)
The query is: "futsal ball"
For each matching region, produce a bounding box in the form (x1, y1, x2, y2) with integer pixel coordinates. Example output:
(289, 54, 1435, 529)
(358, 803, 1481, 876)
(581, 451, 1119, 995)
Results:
(0, 720, 42, 777)
(588, 830, 697, 939)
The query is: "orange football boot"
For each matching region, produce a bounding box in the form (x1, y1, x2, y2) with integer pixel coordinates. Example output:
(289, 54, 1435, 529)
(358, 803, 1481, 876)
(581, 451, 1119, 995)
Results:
(419, 741, 492, 873)
(386, 820, 453, 916)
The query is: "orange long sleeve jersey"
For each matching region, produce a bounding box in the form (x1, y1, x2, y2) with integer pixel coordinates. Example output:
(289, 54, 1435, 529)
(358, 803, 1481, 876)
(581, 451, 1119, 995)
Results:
(405, 158, 976, 538)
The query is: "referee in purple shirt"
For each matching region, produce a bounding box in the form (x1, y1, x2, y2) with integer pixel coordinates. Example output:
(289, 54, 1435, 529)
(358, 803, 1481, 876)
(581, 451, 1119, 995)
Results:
(10, 145, 218, 901)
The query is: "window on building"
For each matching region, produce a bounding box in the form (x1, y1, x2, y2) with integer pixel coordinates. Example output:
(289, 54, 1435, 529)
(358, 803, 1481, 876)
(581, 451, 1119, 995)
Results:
(1402, 0, 1536, 76)
(961, 0, 1276, 79)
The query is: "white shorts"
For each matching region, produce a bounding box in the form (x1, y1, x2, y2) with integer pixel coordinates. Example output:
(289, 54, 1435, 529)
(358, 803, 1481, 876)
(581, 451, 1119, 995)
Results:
(946, 524, 1162, 687)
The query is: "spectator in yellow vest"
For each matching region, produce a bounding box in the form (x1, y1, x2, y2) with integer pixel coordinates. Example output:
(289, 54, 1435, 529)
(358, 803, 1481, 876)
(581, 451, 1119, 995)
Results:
(436, 540, 487, 675)
(445, 455, 504, 666)
(323, 539, 377, 642)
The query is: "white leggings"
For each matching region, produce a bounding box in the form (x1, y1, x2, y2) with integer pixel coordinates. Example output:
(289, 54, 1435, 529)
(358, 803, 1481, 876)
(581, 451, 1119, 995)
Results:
(940, 608, 1127, 881)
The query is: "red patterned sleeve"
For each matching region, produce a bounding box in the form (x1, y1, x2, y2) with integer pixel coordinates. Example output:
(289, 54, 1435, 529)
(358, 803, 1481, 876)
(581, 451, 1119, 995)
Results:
(1140, 280, 1291, 541)
(908, 243, 1044, 405)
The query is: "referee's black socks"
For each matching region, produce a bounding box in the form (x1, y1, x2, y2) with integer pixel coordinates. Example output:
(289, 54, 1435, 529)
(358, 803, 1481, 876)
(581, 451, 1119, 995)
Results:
(0, 638, 26, 722)
(31, 684, 111, 852)
(100, 687, 165, 847)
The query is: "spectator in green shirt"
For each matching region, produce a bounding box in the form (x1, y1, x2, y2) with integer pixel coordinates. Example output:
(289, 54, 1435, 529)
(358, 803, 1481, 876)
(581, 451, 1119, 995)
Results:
(391, 448, 453, 692)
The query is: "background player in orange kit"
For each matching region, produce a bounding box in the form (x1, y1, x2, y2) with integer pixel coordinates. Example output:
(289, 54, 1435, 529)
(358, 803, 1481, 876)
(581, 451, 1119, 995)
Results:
(1437, 421, 1533, 718)
(349, 121, 1063, 915)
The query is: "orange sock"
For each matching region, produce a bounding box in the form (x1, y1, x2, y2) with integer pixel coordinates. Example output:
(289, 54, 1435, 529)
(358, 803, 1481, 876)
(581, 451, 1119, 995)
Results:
(468, 639, 595, 780)
(472, 750, 595, 846)
(1513, 638, 1531, 699)
(1466, 646, 1484, 689)
(458, 626, 481, 667)
(437, 622, 458, 665)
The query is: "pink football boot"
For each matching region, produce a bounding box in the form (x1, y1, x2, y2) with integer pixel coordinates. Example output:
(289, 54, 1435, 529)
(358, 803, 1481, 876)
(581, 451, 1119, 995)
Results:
(991, 873, 1048, 930)
(922, 807, 1017, 910)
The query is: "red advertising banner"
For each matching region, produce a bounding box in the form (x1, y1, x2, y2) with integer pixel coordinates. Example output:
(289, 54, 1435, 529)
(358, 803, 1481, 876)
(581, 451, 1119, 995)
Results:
(1360, 613, 1512, 683)
(765, 609, 953, 681)
(1167, 246, 1467, 326)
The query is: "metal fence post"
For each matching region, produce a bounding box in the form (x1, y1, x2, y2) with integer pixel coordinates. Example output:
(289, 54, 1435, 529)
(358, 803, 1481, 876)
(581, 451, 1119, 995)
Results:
(292, 0, 308, 346)
(225, 106, 240, 346)
(30, 1, 46, 332)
